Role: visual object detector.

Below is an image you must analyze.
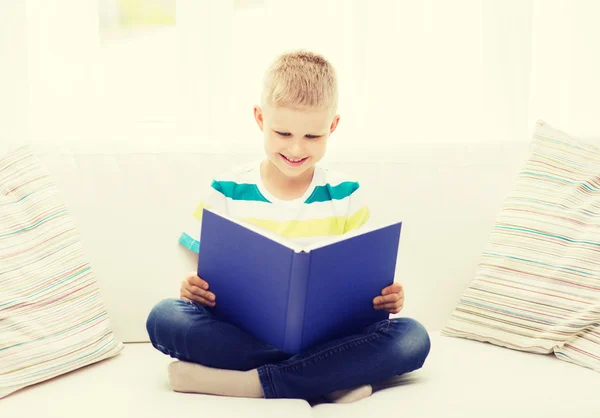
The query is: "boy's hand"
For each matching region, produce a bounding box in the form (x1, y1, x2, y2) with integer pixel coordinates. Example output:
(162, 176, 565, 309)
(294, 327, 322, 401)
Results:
(180, 272, 216, 307)
(373, 283, 404, 314)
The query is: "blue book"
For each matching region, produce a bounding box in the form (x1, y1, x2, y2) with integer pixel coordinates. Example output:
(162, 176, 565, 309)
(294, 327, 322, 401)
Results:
(197, 209, 402, 354)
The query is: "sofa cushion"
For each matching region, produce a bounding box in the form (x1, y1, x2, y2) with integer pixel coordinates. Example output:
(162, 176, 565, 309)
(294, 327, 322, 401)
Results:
(1, 341, 312, 418)
(312, 332, 600, 418)
(0, 146, 123, 398)
(442, 120, 600, 372)
(2, 333, 599, 418)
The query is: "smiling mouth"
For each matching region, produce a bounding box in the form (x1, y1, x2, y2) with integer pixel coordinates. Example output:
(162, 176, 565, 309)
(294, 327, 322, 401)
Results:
(280, 154, 308, 165)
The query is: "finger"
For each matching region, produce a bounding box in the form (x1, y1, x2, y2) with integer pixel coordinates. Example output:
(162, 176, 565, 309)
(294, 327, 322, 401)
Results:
(374, 300, 403, 309)
(374, 302, 403, 313)
(182, 288, 215, 307)
(187, 285, 216, 302)
(189, 275, 209, 290)
(382, 283, 403, 296)
(373, 293, 402, 304)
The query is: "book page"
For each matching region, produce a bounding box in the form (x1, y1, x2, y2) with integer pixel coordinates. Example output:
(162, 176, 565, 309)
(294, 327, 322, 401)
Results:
(204, 208, 400, 254)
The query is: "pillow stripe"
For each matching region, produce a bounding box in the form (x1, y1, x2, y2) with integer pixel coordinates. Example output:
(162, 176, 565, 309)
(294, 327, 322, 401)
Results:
(0, 146, 123, 398)
(443, 120, 600, 373)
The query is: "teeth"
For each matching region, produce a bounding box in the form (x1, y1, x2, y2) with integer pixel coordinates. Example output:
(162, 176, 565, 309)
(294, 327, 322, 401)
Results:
(285, 156, 304, 162)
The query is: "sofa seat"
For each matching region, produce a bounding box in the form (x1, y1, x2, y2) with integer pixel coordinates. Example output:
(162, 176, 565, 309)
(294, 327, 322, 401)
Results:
(3, 331, 599, 418)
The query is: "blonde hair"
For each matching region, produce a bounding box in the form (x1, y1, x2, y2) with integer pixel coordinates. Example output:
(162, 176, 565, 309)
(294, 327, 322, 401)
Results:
(262, 51, 338, 114)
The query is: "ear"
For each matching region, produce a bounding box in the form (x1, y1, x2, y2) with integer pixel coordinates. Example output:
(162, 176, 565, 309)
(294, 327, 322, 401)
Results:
(329, 114, 340, 135)
(254, 105, 264, 131)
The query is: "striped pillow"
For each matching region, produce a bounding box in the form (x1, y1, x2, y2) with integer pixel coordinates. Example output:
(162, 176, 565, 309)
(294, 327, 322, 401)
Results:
(556, 324, 600, 371)
(0, 147, 123, 398)
(442, 120, 600, 373)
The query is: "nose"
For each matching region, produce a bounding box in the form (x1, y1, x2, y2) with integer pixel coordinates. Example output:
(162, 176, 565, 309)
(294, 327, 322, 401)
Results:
(289, 138, 303, 156)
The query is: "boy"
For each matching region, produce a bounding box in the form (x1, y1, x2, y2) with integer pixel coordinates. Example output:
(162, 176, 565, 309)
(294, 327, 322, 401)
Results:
(146, 51, 430, 403)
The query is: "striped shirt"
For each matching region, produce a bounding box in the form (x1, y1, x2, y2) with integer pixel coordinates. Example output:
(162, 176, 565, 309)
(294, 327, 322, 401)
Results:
(179, 161, 370, 253)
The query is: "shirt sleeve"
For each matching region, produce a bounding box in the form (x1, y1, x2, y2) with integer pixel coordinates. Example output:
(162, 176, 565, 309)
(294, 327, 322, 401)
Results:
(179, 180, 228, 253)
(344, 182, 371, 233)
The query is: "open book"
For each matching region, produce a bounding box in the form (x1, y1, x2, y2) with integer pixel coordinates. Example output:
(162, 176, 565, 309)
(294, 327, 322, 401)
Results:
(197, 208, 402, 354)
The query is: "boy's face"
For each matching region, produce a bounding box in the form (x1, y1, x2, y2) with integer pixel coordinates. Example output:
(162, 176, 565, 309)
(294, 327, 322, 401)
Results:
(254, 104, 340, 179)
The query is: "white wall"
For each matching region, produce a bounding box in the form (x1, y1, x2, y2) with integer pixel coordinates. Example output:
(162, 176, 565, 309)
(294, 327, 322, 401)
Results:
(528, 0, 600, 138)
(7, 1, 600, 153)
(25, 0, 100, 144)
(0, 2, 28, 151)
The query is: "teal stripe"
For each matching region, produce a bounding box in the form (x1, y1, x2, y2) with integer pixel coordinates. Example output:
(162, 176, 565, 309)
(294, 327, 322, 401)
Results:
(0, 311, 108, 352)
(305, 182, 360, 204)
(179, 232, 199, 253)
(508, 197, 599, 217)
(211, 180, 270, 203)
(0, 210, 68, 238)
(0, 264, 93, 308)
(494, 225, 600, 247)
(22, 338, 116, 379)
(0, 183, 54, 207)
(535, 134, 591, 153)
(482, 251, 596, 277)
(460, 299, 557, 325)
(521, 171, 598, 192)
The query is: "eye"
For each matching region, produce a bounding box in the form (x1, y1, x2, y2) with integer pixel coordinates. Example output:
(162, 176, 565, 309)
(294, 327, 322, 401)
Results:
(275, 131, 291, 137)
(305, 135, 322, 139)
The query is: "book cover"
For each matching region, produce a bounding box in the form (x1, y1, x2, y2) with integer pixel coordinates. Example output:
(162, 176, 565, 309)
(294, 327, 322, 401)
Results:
(197, 209, 402, 354)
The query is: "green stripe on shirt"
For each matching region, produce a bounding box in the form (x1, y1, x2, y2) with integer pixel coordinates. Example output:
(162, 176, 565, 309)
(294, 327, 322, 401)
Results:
(179, 232, 200, 253)
(211, 180, 271, 203)
(305, 182, 360, 204)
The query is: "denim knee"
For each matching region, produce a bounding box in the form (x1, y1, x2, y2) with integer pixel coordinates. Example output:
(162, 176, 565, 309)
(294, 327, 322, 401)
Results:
(146, 298, 191, 348)
(386, 318, 431, 373)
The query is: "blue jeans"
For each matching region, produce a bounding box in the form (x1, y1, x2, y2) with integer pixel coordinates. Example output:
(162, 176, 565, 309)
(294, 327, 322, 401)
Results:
(146, 298, 431, 400)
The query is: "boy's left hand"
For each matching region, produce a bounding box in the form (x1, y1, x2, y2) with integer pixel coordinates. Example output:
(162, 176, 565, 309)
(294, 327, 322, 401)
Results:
(373, 283, 404, 314)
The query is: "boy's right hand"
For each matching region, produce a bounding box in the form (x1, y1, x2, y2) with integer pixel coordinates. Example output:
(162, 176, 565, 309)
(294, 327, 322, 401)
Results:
(180, 272, 216, 307)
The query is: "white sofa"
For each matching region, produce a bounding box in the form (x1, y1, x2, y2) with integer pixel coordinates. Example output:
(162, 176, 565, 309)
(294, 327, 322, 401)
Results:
(2, 140, 600, 417)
